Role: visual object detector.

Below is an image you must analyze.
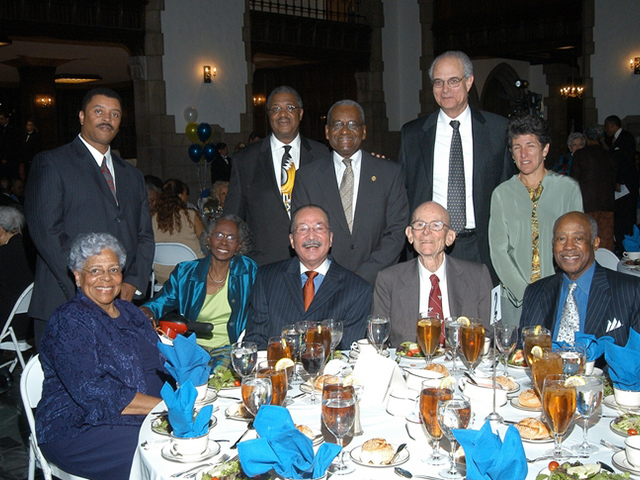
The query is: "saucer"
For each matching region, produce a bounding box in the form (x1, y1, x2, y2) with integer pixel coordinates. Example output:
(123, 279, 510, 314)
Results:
(510, 397, 542, 412)
(612, 451, 640, 475)
(195, 388, 218, 407)
(151, 415, 217, 437)
(350, 444, 410, 467)
(604, 395, 640, 413)
(160, 439, 220, 463)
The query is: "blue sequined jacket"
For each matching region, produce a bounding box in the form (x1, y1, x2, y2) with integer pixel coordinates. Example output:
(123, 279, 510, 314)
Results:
(143, 255, 257, 344)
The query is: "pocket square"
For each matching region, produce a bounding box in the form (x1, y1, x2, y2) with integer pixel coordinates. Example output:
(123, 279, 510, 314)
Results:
(606, 318, 623, 333)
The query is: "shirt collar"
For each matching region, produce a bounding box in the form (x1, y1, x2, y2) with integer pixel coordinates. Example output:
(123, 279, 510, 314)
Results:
(332, 149, 362, 167)
(299, 257, 331, 277)
(562, 260, 596, 294)
(438, 104, 471, 125)
(270, 133, 301, 153)
(418, 255, 447, 282)
(78, 133, 112, 165)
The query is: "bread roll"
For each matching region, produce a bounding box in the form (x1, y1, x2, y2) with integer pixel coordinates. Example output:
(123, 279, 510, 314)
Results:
(516, 417, 551, 440)
(495, 376, 517, 391)
(518, 389, 541, 408)
(360, 438, 395, 465)
(295, 424, 314, 439)
(424, 363, 450, 376)
(314, 374, 339, 391)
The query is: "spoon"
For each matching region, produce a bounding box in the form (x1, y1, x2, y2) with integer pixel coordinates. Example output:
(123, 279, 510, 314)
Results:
(230, 420, 254, 449)
(394, 466, 441, 480)
(464, 372, 478, 385)
(390, 443, 407, 463)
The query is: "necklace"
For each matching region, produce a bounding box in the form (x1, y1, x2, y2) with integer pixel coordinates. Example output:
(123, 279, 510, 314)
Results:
(208, 270, 226, 284)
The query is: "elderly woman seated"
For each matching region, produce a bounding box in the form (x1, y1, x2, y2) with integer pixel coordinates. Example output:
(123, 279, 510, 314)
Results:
(141, 215, 257, 350)
(36, 232, 169, 480)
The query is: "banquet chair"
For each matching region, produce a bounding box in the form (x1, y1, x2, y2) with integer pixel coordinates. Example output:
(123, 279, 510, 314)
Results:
(0, 282, 34, 373)
(150, 242, 199, 297)
(20, 355, 90, 480)
(595, 248, 619, 271)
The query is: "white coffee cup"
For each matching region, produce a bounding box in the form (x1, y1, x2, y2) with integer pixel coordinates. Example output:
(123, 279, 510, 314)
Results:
(195, 383, 209, 403)
(458, 377, 508, 407)
(170, 430, 210, 456)
(405, 368, 444, 391)
(624, 251, 640, 260)
(386, 387, 417, 417)
(483, 337, 491, 356)
(614, 387, 640, 409)
(584, 360, 595, 375)
(625, 435, 640, 468)
(351, 338, 377, 355)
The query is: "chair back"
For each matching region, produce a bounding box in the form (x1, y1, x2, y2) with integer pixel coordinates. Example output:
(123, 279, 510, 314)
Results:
(595, 248, 619, 271)
(1, 283, 34, 372)
(153, 242, 198, 266)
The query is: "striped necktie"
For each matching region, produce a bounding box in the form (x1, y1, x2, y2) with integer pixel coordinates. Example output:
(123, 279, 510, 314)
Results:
(101, 157, 117, 203)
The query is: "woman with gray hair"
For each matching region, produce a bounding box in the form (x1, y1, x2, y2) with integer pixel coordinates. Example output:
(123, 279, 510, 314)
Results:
(551, 132, 585, 176)
(142, 215, 257, 349)
(36, 232, 169, 480)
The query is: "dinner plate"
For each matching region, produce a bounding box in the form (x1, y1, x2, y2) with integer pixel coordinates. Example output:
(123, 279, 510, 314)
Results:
(464, 375, 521, 395)
(151, 415, 218, 437)
(161, 439, 221, 463)
(610, 414, 640, 437)
(613, 451, 640, 475)
(224, 402, 252, 422)
(521, 435, 554, 444)
(349, 444, 410, 467)
(510, 397, 542, 412)
(603, 395, 640, 413)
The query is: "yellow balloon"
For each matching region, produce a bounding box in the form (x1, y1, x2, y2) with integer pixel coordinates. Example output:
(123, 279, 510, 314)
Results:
(185, 122, 199, 143)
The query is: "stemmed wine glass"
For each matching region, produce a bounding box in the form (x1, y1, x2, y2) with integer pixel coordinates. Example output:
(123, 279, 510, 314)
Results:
(282, 324, 303, 385)
(543, 374, 577, 458)
(494, 324, 518, 376)
(321, 319, 344, 357)
(367, 315, 390, 355)
(571, 375, 603, 454)
(301, 342, 325, 404)
(559, 344, 587, 375)
(241, 374, 272, 417)
(444, 317, 462, 373)
(322, 388, 356, 475)
(459, 320, 485, 376)
(437, 397, 472, 479)
(419, 381, 453, 465)
(417, 313, 441, 365)
(230, 341, 258, 378)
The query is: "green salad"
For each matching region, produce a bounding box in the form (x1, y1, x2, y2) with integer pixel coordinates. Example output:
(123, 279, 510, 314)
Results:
(536, 461, 629, 480)
(208, 366, 239, 391)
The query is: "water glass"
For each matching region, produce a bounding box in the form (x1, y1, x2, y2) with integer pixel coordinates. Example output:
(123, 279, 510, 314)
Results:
(367, 315, 390, 354)
(230, 341, 258, 378)
(494, 324, 518, 376)
(571, 375, 603, 454)
(241, 374, 272, 417)
(437, 397, 471, 479)
(444, 317, 462, 373)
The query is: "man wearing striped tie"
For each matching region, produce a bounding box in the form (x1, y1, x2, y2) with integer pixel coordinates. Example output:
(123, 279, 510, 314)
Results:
(25, 87, 154, 349)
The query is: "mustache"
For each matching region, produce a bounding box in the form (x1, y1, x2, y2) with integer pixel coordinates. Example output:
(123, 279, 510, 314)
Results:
(98, 123, 114, 130)
(302, 240, 322, 248)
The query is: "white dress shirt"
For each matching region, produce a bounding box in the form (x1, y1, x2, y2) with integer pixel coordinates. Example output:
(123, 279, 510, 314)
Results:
(418, 255, 451, 318)
(78, 134, 116, 193)
(333, 149, 362, 214)
(270, 133, 302, 187)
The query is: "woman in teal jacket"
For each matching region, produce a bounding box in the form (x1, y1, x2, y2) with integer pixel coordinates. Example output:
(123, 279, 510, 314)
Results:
(141, 215, 257, 348)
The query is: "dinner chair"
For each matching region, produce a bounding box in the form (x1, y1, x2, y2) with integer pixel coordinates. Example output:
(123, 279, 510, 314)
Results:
(595, 248, 619, 271)
(0, 282, 34, 373)
(150, 242, 199, 297)
(20, 355, 90, 480)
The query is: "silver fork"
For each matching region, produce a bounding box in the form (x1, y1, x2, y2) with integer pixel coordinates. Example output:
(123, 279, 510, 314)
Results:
(601, 438, 624, 452)
(170, 454, 230, 479)
(527, 454, 589, 464)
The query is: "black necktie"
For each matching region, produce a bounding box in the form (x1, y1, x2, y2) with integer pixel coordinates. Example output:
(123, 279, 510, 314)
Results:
(448, 120, 466, 232)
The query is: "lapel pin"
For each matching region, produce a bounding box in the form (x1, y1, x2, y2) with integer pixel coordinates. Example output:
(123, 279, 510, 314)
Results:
(371, 176, 377, 182)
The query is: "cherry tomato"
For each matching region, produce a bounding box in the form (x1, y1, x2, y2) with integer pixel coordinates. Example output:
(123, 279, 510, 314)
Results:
(234, 379, 241, 387)
(406, 351, 414, 357)
(548, 461, 559, 471)
(628, 428, 638, 435)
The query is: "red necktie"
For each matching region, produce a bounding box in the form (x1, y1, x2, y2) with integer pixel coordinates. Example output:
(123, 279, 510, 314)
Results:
(303, 271, 318, 312)
(101, 157, 117, 203)
(428, 274, 445, 346)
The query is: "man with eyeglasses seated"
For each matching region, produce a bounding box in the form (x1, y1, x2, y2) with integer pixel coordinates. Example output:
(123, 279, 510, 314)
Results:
(398, 51, 513, 284)
(372, 201, 492, 347)
(244, 204, 372, 350)
(225, 86, 328, 267)
(292, 100, 409, 286)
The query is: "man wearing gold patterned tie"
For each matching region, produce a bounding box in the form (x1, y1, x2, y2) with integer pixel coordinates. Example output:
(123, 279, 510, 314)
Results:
(25, 87, 154, 349)
(225, 86, 328, 266)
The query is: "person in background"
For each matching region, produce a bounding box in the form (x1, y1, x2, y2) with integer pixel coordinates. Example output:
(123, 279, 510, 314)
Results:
(22, 119, 42, 175)
(144, 175, 163, 216)
(211, 142, 231, 184)
(550, 132, 585, 176)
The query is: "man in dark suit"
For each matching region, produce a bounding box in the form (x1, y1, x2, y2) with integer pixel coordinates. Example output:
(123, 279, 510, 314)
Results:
(210, 142, 231, 184)
(521, 212, 640, 346)
(244, 205, 372, 350)
(292, 100, 409, 285)
(225, 86, 328, 266)
(398, 50, 512, 281)
(25, 87, 154, 348)
(373, 201, 492, 347)
(605, 115, 639, 256)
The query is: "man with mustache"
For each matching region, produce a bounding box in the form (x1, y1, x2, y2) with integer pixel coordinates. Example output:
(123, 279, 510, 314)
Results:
(520, 211, 640, 346)
(244, 204, 372, 349)
(225, 86, 328, 266)
(25, 87, 154, 349)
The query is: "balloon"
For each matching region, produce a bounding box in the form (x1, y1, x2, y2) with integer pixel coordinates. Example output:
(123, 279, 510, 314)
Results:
(203, 143, 216, 163)
(185, 122, 199, 143)
(188, 144, 203, 163)
(183, 106, 198, 123)
(197, 122, 212, 143)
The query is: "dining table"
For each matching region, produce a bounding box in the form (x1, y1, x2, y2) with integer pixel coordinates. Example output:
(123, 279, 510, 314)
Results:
(618, 259, 640, 278)
(129, 349, 639, 480)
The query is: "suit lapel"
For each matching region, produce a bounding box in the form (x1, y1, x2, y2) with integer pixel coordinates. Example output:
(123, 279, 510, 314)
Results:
(307, 260, 341, 315)
(422, 116, 437, 197)
(585, 265, 611, 336)
(259, 138, 286, 206)
(352, 152, 373, 237)
(73, 138, 119, 210)
(471, 109, 491, 220)
(542, 274, 562, 331)
(445, 257, 464, 315)
(398, 259, 421, 319)
(317, 158, 351, 235)
(284, 258, 306, 314)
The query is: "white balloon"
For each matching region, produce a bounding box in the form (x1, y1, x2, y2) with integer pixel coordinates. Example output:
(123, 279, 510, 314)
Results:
(183, 106, 198, 123)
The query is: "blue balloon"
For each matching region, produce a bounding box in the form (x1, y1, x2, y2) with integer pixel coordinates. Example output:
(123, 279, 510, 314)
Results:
(203, 143, 216, 163)
(197, 122, 212, 143)
(188, 144, 203, 163)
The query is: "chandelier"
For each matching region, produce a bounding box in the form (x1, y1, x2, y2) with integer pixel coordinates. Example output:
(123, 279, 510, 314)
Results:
(560, 85, 584, 98)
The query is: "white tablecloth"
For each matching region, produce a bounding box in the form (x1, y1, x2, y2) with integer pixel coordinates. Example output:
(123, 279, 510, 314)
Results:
(618, 259, 640, 277)
(130, 355, 636, 480)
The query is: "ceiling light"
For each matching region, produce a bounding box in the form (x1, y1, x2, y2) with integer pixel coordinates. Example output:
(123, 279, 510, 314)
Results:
(55, 74, 102, 84)
(0, 36, 11, 47)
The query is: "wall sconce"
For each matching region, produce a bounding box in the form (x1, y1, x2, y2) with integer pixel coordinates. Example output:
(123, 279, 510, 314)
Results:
(203, 66, 217, 83)
(630, 58, 640, 75)
(253, 95, 266, 106)
(35, 95, 53, 108)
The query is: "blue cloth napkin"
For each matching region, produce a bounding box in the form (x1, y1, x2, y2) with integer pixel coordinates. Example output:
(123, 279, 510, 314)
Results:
(623, 225, 640, 253)
(157, 334, 211, 386)
(604, 329, 640, 390)
(453, 421, 528, 480)
(238, 406, 341, 479)
(574, 332, 615, 362)
(161, 380, 213, 438)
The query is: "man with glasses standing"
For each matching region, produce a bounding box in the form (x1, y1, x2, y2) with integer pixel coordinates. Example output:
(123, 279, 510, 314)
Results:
(398, 51, 512, 282)
(292, 100, 409, 285)
(225, 86, 328, 266)
(372, 201, 492, 347)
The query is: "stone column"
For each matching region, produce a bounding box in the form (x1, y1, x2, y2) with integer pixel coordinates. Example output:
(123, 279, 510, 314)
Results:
(417, 0, 437, 117)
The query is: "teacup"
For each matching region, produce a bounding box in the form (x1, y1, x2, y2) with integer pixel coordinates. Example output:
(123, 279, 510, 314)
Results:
(170, 430, 210, 456)
(386, 387, 417, 417)
(458, 377, 508, 406)
(614, 387, 640, 409)
(195, 383, 209, 403)
(483, 337, 491, 356)
(624, 251, 640, 261)
(584, 360, 595, 375)
(625, 435, 640, 468)
(351, 338, 377, 355)
(405, 368, 444, 391)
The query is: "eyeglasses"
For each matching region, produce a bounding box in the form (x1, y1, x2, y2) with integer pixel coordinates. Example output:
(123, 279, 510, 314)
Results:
(211, 232, 238, 242)
(329, 120, 362, 132)
(267, 105, 299, 114)
(409, 220, 449, 232)
(293, 224, 329, 235)
(82, 267, 122, 278)
(432, 77, 464, 89)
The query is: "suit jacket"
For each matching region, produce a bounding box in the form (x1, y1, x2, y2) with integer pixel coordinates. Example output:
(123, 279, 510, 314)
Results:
(24, 136, 154, 322)
(292, 151, 409, 285)
(372, 256, 493, 347)
(244, 257, 372, 350)
(571, 144, 617, 212)
(398, 108, 512, 276)
(224, 135, 328, 266)
(520, 263, 640, 346)
(612, 128, 639, 192)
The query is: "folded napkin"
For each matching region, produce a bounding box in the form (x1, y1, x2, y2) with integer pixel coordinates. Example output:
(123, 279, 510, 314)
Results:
(574, 332, 615, 362)
(238, 405, 341, 479)
(623, 225, 640, 253)
(160, 380, 213, 438)
(454, 420, 527, 480)
(604, 329, 640, 390)
(158, 333, 211, 386)
(352, 349, 405, 407)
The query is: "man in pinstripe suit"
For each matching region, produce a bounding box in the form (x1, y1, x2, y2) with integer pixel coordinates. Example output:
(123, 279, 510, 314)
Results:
(244, 204, 372, 350)
(520, 212, 640, 346)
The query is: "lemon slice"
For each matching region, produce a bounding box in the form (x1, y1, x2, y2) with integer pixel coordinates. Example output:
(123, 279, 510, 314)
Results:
(439, 376, 456, 389)
(457, 316, 471, 326)
(275, 357, 295, 371)
(565, 375, 587, 387)
(530, 346, 544, 359)
(343, 374, 361, 386)
(534, 325, 542, 335)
